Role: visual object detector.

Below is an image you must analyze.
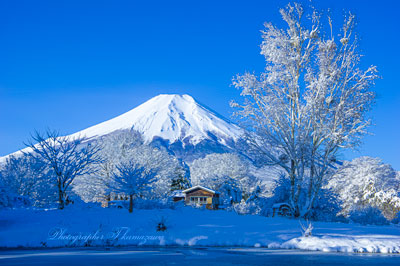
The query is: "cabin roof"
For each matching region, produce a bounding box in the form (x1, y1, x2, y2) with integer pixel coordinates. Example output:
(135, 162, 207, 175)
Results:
(272, 202, 290, 208)
(182, 185, 219, 194)
(170, 190, 185, 198)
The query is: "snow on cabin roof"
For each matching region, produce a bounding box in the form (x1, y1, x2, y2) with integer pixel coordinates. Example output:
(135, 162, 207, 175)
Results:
(272, 202, 290, 208)
(182, 185, 219, 194)
(171, 190, 185, 198)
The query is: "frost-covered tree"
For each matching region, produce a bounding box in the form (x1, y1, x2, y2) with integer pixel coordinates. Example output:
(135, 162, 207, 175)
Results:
(109, 160, 157, 213)
(73, 130, 144, 202)
(131, 144, 182, 199)
(1, 155, 44, 199)
(190, 153, 247, 186)
(74, 130, 183, 202)
(190, 153, 250, 203)
(0, 181, 9, 208)
(231, 3, 377, 217)
(0, 171, 14, 208)
(0, 154, 55, 207)
(25, 130, 101, 209)
(325, 157, 400, 221)
(170, 169, 191, 191)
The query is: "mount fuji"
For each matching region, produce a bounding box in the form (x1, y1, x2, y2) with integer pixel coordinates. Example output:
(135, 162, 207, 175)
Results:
(72, 94, 242, 145)
(1, 94, 244, 162)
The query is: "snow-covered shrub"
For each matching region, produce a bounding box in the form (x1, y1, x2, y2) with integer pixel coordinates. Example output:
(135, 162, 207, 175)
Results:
(0, 173, 11, 208)
(0, 186, 17, 209)
(234, 199, 261, 215)
(234, 186, 270, 216)
(308, 188, 344, 222)
(268, 174, 291, 205)
(300, 220, 313, 237)
(133, 198, 174, 210)
(0, 174, 32, 209)
(0, 154, 57, 208)
(348, 206, 389, 225)
(0, 194, 31, 209)
(156, 216, 168, 232)
(218, 177, 243, 205)
(247, 165, 282, 198)
(325, 157, 400, 222)
(0, 188, 9, 208)
(265, 173, 345, 221)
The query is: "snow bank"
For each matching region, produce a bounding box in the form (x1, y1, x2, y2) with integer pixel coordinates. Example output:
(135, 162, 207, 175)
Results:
(0, 206, 399, 253)
(281, 235, 400, 253)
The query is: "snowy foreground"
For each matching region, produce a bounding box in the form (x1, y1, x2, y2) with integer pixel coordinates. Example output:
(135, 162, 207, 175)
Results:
(1, 206, 399, 254)
(1, 248, 400, 266)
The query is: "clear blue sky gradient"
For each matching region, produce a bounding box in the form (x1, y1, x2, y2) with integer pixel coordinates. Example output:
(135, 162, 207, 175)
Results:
(0, 0, 399, 169)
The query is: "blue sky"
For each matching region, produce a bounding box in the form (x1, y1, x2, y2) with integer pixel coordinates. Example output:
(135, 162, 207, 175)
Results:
(0, 0, 399, 169)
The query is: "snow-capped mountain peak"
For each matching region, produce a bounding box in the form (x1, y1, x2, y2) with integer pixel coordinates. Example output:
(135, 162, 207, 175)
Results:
(70, 94, 242, 146)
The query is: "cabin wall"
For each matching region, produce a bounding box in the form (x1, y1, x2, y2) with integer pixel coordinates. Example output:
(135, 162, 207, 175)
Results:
(184, 189, 214, 205)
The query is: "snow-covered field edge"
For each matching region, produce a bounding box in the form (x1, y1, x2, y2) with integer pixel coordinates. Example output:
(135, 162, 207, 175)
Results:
(1, 207, 399, 254)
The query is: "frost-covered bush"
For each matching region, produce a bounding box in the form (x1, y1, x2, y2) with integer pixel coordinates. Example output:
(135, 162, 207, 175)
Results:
(308, 188, 344, 222)
(0, 178, 13, 208)
(325, 157, 400, 222)
(0, 193, 31, 209)
(234, 186, 270, 216)
(234, 199, 265, 216)
(234, 200, 259, 215)
(348, 206, 389, 225)
(234, 174, 292, 217)
(133, 198, 174, 210)
(268, 174, 291, 205)
(0, 154, 57, 208)
(0, 174, 32, 209)
(300, 220, 313, 237)
(265, 174, 345, 221)
(218, 177, 243, 205)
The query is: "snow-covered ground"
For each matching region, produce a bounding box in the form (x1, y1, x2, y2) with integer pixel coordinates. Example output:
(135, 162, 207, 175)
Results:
(1, 206, 399, 253)
(1, 248, 400, 266)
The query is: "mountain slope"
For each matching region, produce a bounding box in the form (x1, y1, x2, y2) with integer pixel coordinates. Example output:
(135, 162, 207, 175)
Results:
(70, 94, 242, 146)
(0, 94, 243, 163)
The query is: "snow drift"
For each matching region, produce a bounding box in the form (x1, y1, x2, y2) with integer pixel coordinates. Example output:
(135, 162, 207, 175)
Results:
(1, 206, 400, 253)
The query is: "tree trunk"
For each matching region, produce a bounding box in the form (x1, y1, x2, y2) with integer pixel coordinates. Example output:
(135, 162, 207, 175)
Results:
(289, 159, 301, 217)
(57, 183, 65, 210)
(129, 194, 133, 213)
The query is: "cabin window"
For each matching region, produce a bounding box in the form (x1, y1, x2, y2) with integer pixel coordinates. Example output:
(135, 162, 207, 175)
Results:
(190, 196, 208, 204)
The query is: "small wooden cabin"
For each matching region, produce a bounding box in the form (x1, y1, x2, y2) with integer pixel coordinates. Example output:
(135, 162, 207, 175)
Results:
(182, 185, 220, 210)
(170, 190, 185, 202)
